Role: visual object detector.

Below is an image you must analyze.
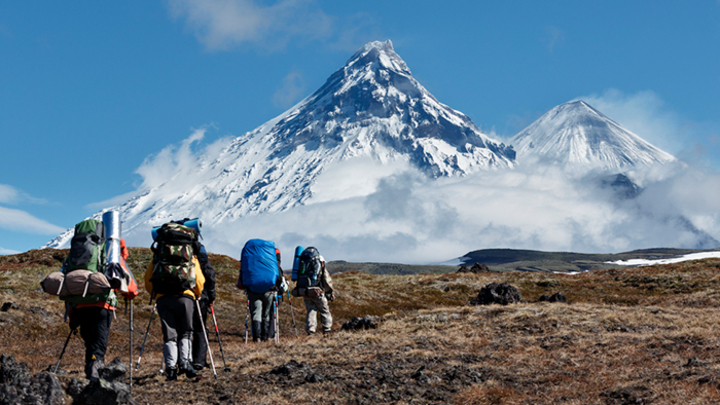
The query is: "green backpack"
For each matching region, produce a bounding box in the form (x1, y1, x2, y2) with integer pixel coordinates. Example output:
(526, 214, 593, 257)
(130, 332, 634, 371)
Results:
(66, 219, 106, 272)
(61, 219, 116, 306)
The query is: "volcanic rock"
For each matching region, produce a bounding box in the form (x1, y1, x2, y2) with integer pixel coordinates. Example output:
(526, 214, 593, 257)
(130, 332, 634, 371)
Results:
(538, 292, 568, 303)
(0, 354, 65, 405)
(341, 315, 380, 331)
(470, 282, 523, 305)
(457, 263, 490, 273)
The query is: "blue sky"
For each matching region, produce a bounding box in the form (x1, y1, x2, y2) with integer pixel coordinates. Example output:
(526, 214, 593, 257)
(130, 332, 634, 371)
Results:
(1, 0, 719, 254)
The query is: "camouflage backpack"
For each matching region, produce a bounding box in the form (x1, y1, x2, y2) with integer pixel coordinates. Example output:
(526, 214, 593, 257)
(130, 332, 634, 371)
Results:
(149, 222, 198, 295)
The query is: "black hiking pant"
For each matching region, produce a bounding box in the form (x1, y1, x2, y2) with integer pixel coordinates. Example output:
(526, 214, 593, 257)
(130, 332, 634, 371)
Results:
(247, 291, 274, 341)
(69, 306, 113, 366)
(156, 295, 194, 343)
(192, 298, 210, 367)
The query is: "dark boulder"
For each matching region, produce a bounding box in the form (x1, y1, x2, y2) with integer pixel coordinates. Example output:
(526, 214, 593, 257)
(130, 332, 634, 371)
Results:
(100, 357, 128, 383)
(268, 360, 325, 385)
(74, 378, 137, 405)
(0, 353, 31, 384)
(341, 315, 380, 331)
(0, 355, 65, 405)
(470, 282, 523, 305)
(457, 263, 490, 273)
(538, 292, 568, 303)
(1, 302, 19, 312)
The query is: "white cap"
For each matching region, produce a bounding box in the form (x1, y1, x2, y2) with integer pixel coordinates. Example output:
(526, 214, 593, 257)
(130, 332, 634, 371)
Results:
(319, 255, 326, 263)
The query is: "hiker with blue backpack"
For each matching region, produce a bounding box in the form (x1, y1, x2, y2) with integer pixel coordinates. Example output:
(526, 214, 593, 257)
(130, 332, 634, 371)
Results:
(144, 221, 206, 381)
(292, 247, 334, 336)
(237, 239, 285, 342)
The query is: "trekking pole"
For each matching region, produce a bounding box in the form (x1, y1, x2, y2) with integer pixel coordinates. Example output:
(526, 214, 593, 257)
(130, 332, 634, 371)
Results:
(129, 299, 134, 391)
(274, 295, 280, 343)
(209, 304, 230, 372)
(195, 299, 217, 378)
(53, 327, 77, 374)
(128, 299, 134, 391)
(135, 304, 156, 371)
(244, 298, 249, 345)
(286, 289, 298, 336)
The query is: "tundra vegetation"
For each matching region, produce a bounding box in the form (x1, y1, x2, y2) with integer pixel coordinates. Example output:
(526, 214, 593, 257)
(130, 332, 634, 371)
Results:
(2, 248, 720, 404)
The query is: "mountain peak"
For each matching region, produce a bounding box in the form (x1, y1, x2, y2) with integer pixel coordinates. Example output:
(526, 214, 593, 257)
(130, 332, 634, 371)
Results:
(346, 40, 408, 73)
(270, 39, 516, 173)
(511, 100, 675, 171)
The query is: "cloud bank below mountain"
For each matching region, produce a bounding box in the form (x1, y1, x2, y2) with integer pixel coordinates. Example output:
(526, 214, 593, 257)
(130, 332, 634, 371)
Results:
(118, 130, 719, 265)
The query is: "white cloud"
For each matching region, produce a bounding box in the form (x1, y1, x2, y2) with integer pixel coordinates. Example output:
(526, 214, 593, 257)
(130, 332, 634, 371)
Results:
(544, 26, 565, 52)
(123, 154, 719, 266)
(167, 0, 334, 51)
(0, 184, 19, 204)
(134, 128, 207, 191)
(0, 206, 66, 235)
(273, 70, 306, 109)
(0, 183, 51, 205)
(0, 247, 20, 255)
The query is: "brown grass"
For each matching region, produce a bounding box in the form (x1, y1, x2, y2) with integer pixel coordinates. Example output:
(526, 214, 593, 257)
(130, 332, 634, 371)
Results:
(2, 250, 720, 404)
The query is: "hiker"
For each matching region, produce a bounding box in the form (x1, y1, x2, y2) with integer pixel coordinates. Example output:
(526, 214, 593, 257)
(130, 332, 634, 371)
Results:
(237, 240, 284, 342)
(292, 247, 334, 335)
(42, 216, 138, 382)
(191, 241, 216, 371)
(144, 221, 205, 381)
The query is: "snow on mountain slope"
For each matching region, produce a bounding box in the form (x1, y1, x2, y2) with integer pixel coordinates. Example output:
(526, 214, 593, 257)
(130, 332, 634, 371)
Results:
(511, 100, 675, 172)
(45, 40, 515, 249)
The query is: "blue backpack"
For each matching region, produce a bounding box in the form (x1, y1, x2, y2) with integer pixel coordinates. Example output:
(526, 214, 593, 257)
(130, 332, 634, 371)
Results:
(240, 239, 279, 294)
(291, 246, 304, 281)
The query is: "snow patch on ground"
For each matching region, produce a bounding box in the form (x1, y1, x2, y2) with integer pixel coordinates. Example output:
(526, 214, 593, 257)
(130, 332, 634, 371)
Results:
(608, 251, 720, 266)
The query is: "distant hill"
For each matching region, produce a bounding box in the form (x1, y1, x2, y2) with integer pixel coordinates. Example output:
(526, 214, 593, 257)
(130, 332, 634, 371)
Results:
(457, 247, 710, 273)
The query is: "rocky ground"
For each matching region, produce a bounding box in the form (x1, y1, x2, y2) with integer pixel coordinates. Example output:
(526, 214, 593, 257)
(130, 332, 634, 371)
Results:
(2, 249, 720, 404)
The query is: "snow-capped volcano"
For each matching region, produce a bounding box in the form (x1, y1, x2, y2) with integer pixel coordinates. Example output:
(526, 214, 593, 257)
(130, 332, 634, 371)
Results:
(510, 100, 675, 171)
(45, 40, 515, 249)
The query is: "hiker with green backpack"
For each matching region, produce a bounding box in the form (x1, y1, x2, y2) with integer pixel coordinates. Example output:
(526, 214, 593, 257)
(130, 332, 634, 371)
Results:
(144, 221, 206, 381)
(41, 215, 139, 382)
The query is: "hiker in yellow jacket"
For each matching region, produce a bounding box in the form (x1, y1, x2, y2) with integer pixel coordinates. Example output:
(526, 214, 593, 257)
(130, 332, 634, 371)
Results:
(144, 257, 205, 381)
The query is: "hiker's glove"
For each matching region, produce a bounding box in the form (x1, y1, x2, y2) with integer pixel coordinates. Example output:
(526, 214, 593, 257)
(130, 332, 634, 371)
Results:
(326, 293, 335, 302)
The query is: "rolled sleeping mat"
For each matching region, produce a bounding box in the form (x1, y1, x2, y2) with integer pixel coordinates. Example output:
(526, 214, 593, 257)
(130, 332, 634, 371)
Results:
(292, 246, 304, 281)
(102, 211, 122, 265)
(151, 217, 202, 241)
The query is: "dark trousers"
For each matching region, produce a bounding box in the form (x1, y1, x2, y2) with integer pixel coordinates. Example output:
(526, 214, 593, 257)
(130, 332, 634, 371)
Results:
(156, 295, 194, 342)
(248, 291, 274, 341)
(192, 298, 209, 367)
(69, 307, 113, 365)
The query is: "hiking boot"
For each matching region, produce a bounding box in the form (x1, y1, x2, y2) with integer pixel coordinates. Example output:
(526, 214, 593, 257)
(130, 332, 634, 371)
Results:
(166, 367, 178, 381)
(192, 363, 204, 371)
(84, 359, 102, 382)
(179, 362, 198, 378)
